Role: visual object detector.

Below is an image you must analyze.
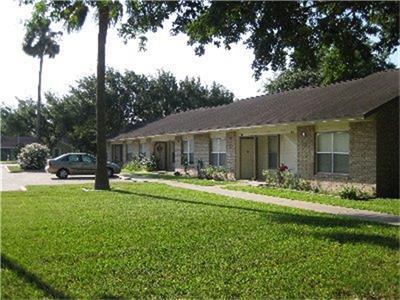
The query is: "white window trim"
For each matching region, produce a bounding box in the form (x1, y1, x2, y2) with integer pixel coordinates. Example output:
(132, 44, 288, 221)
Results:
(316, 131, 349, 175)
(211, 138, 226, 167)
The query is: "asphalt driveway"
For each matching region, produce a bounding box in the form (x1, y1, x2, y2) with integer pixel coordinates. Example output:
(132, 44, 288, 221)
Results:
(1, 165, 121, 191)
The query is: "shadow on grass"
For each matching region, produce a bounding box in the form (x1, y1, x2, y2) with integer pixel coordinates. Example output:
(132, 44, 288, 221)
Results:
(51, 176, 119, 181)
(314, 232, 399, 250)
(111, 189, 399, 249)
(1, 253, 70, 299)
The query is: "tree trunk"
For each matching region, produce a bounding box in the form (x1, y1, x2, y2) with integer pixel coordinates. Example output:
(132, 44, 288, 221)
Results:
(37, 55, 43, 142)
(94, 5, 110, 190)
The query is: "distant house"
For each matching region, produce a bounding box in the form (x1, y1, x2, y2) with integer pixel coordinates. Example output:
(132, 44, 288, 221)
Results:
(0, 136, 37, 161)
(108, 70, 399, 197)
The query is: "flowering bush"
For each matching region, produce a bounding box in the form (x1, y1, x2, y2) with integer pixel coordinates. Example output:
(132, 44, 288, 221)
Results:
(262, 163, 313, 192)
(123, 155, 157, 172)
(200, 165, 229, 181)
(17, 143, 50, 170)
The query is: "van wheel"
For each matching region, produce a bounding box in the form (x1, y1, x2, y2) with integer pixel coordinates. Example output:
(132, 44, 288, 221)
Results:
(56, 168, 69, 179)
(107, 168, 114, 178)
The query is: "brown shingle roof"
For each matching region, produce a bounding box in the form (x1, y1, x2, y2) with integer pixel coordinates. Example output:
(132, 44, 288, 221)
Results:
(111, 69, 399, 140)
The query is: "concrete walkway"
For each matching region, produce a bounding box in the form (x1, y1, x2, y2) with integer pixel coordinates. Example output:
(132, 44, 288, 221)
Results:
(123, 177, 400, 226)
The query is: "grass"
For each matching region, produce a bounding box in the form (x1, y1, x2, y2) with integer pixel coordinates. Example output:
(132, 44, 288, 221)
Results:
(6, 165, 22, 173)
(121, 170, 237, 186)
(1, 182, 399, 298)
(225, 185, 400, 215)
(0, 160, 17, 164)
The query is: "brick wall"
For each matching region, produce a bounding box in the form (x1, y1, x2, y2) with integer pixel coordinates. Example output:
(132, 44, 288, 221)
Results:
(297, 125, 315, 179)
(194, 133, 210, 168)
(226, 131, 237, 178)
(376, 98, 399, 197)
(349, 120, 376, 184)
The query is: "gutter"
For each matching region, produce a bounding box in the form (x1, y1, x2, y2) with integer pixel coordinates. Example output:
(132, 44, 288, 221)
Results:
(108, 116, 365, 143)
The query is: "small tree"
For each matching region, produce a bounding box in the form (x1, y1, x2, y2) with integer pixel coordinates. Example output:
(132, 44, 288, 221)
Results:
(17, 143, 50, 170)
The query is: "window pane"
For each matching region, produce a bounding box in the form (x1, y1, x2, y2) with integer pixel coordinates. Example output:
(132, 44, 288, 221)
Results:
(188, 140, 194, 153)
(268, 153, 278, 169)
(219, 153, 226, 166)
(82, 155, 94, 163)
(183, 141, 188, 153)
(212, 138, 219, 152)
(127, 144, 133, 154)
(211, 153, 218, 166)
(268, 136, 278, 154)
(333, 132, 349, 153)
(139, 143, 147, 156)
(333, 154, 349, 173)
(69, 154, 80, 162)
(219, 139, 226, 153)
(317, 153, 332, 172)
(317, 133, 332, 152)
(189, 153, 194, 164)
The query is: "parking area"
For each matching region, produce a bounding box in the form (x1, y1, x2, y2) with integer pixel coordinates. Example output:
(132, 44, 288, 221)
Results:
(1, 165, 121, 191)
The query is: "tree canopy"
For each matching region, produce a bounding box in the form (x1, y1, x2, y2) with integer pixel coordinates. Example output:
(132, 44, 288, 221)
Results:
(1, 70, 233, 153)
(119, 1, 399, 79)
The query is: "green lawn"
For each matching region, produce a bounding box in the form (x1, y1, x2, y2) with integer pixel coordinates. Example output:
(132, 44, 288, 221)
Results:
(121, 171, 237, 186)
(2, 183, 398, 298)
(225, 185, 400, 215)
(6, 165, 22, 173)
(0, 161, 17, 164)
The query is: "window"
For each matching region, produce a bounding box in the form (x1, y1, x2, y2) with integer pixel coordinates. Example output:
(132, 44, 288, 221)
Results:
(111, 144, 123, 162)
(316, 132, 349, 174)
(139, 143, 148, 157)
(211, 138, 226, 167)
(68, 154, 80, 163)
(82, 155, 95, 164)
(182, 139, 194, 164)
(267, 135, 279, 169)
(126, 143, 133, 160)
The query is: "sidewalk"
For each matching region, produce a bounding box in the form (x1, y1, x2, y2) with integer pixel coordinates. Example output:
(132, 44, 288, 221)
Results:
(123, 176, 400, 226)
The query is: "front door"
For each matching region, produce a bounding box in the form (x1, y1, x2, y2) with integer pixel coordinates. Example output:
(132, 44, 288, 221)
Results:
(240, 137, 255, 179)
(154, 142, 167, 170)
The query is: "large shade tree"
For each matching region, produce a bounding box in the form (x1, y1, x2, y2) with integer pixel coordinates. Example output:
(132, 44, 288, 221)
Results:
(23, 1, 399, 189)
(22, 8, 61, 142)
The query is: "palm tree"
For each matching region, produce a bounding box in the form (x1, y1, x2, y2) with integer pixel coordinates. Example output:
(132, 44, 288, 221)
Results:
(22, 1, 122, 190)
(22, 13, 61, 142)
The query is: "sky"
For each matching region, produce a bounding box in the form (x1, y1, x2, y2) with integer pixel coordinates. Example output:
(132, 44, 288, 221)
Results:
(1, 1, 399, 108)
(1, 1, 269, 108)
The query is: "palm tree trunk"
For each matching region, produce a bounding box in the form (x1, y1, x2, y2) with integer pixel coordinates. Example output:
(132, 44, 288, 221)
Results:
(94, 5, 110, 190)
(37, 55, 43, 142)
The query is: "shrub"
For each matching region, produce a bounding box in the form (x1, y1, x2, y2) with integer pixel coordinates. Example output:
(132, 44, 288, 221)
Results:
(298, 179, 312, 191)
(281, 170, 299, 189)
(263, 169, 279, 186)
(123, 157, 143, 172)
(123, 155, 157, 172)
(17, 143, 50, 170)
(263, 166, 314, 192)
(339, 185, 364, 200)
(200, 165, 229, 181)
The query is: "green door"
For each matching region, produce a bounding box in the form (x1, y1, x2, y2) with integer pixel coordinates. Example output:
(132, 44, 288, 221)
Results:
(240, 137, 255, 179)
